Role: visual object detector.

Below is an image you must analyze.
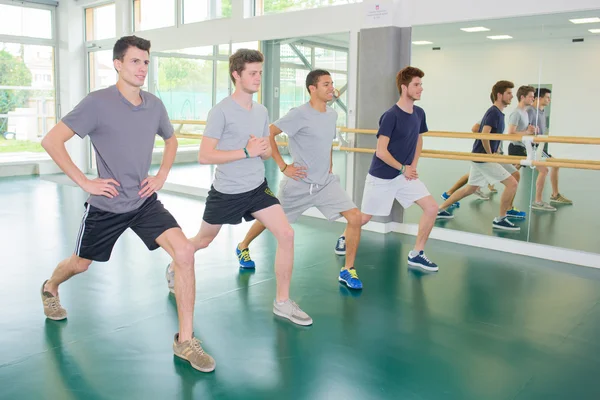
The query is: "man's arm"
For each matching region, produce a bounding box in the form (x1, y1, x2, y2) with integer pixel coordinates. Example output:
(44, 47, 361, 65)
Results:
(41, 121, 120, 198)
(412, 135, 423, 167)
(375, 135, 403, 170)
(139, 135, 178, 197)
(268, 124, 306, 179)
(198, 135, 266, 164)
(471, 122, 480, 133)
(480, 125, 493, 154)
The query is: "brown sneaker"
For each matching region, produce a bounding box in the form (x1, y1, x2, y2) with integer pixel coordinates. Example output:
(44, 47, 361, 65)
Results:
(173, 334, 216, 372)
(41, 280, 67, 321)
(550, 193, 573, 205)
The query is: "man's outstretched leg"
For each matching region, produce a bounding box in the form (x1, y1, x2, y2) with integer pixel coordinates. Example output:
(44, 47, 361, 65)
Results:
(236, 220, 267, 269)
(42, 255, 92, 320)
(158, 227, 216, 373)
(252, 205, 312, 326)
(337, 208, 363, 290)
(407, 196, 439, 271)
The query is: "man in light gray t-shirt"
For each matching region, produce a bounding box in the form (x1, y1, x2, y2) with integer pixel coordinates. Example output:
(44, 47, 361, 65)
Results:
(237, 70, 364, 291)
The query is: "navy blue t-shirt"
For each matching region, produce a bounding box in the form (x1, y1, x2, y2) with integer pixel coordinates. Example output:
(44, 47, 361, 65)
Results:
(472, 105, 505, 158)
(368, 104, 428, 179)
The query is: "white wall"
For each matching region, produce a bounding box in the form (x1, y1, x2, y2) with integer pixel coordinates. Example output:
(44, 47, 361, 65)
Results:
(412, 36, 600, 161)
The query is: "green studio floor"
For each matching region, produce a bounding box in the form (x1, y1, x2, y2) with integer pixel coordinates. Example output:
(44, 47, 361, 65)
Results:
(2, 176, 600, 399)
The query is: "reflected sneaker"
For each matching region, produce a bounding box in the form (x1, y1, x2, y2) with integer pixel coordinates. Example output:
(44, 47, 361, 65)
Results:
(335, 235, 346, 255)
(474, 188, 490, 200)
(273, 299, 313, 326)
(339, 268, 363, 289)
(236, 244, 255, 269)
(488, 184, 498, 193)
(493, 216, 520, 231)
(436, 209, 454, 219)
(173, 333, 216, 373)
(506, 207, 526, 219)
(550, 193, 573, 205)
(166, 263, 175, 294)
(407, 251, 439, 272)
(41, 280, 67, 321)
(441, 192, 460, 208)
(531, 201, 556, 211)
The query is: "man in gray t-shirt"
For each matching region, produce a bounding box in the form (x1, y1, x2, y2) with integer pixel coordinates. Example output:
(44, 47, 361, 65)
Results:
(507, 85, 535, 155)
(167, 49, 312, 328)
(39, 36, 215, 373)
(236, 70, 364, 290)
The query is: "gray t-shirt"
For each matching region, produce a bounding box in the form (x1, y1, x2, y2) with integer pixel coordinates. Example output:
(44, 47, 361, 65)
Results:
(508, 107, 530, 147)
(61, 85, 173, 214)
(274, 103, 337, 185)
(526, 106, 547, 135)
(203, 96, 269, 194)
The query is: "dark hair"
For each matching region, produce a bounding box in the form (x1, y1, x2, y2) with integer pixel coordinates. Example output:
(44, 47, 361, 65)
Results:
(305, 69, 331, 94)
(490, 80, 514, 103)
(396, 66, 424, 95)
(535, 88, 552, 99)
(113, 35, 151, 61)
(229, 49, 264, 84)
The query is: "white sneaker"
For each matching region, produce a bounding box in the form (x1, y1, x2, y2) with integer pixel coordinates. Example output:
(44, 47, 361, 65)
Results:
(166, 264, 175, 294)
(474, 189, 490, 200)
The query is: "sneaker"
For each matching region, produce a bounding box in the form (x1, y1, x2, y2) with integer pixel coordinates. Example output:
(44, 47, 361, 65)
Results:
(550, 193, 573, 205)
(506, 207, 526, 219)
(41, 280, 67, 321)
(531, 201, 557, 211)
(273, 299, 313, 326)
(441, 192, 460, 208)
(236, 244, 255, 269)
(436, 209, 454, 219)
(173, 333, 216, 373)
(474, 189, 490, 200)
(166, 264, 175, 294)
(493, 216, 520, 231)
(335, 236, 346, 255)
(339, 268, 363, 289)
(407, 251, 439, 272)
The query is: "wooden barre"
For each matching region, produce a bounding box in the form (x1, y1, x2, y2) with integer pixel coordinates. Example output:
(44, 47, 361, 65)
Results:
(339, 127, 600, 145)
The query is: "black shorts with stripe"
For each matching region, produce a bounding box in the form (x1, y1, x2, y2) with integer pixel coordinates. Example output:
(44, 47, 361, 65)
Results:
(202, 179, 280, 225)
(75, 193, 180, 262)
(509, 142, 552, 158)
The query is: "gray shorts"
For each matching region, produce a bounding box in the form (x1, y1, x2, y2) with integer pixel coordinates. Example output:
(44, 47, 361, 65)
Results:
(278, 174, 357, 223)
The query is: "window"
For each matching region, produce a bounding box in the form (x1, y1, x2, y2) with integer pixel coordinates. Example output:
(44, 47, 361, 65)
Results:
(0, 43, 56, 154)
(183, 0, 232, 23)
(85, 3, 116, 41)
(255, 0, 362, 16)
(0, 4, 52, 39)
(88, 50, 118, 92)
(134, 0, 175, 31)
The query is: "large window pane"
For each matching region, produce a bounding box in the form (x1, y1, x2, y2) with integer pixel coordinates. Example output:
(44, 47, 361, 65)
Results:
(0, 4, 52, 39)
(183, 0, 232, 23)
(0, 43, 55, 154)
(86, 3, 116, 41)
(257, 0, 362, 16)
(134, 0, 175, 31)
(88, 50, 117, 92)
(216, 60, 230, 103)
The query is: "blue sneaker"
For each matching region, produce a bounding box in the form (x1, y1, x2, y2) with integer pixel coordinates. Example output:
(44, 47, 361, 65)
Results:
(436, 209, 454, 219)
(339, 268, 363, 289)
(493, 216, 520, 231)
(236, 244, 255, 269)
(441, 192, 460, 208)
(407, 251, 439, 272)
(334, 235, 346, 255)
(506, 207, 526, 219)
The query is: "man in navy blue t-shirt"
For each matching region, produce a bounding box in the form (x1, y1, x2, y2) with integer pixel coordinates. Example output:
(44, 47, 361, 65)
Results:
(437, 80, 523, 231)
(339, 66, 439, 271)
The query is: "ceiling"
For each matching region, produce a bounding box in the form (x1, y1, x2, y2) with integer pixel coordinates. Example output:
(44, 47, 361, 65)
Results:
(412, 9, 600, 47)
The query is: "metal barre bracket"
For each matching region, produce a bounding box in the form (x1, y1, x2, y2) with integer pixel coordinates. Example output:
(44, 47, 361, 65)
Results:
(521, 135, 536, 169)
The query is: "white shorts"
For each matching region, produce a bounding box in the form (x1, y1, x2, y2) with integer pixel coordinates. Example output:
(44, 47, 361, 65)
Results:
(361, 173, 430, 216)
(278, 174, 356, 223)
(467, 162, 514, 187)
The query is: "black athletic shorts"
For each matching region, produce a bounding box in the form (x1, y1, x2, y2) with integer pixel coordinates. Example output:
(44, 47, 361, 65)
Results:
(74, 193, 180, 262)
(203, 179, 280, 225)
(508, 143, 527, 157)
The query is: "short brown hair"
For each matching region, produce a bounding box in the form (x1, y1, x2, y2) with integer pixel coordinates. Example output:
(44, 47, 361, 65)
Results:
(490, 80, 514, 103)
(517, 85, 535, 101)
(113, 35, 151, 61)
(229, 49, 264, 84)
(396, 66, 424, 95)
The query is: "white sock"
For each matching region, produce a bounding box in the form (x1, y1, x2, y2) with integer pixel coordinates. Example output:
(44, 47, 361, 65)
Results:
(410, 250, 420, 258)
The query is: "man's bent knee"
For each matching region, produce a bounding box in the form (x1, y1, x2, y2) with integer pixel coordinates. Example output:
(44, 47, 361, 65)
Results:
(276, 225, 294, 244)
(344, 208, 362, 226)
(70, 255, 92, 273)
(174, 241, 195, 268)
